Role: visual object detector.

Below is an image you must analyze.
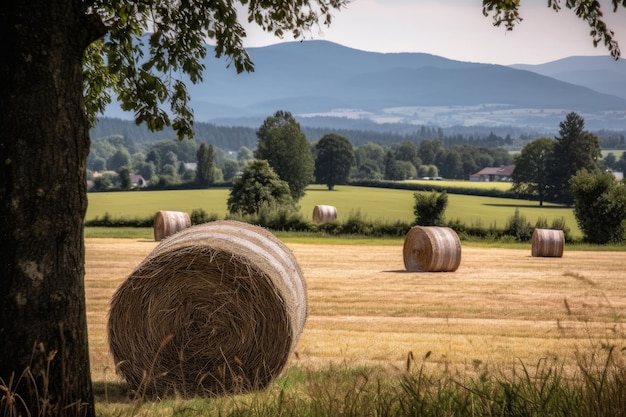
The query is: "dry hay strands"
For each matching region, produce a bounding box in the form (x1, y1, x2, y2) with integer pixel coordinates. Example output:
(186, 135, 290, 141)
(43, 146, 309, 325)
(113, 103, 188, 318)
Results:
(403, 226, 462, 272)
(108, 220, 307, 398)
(153, 210, 191, 242)
(532, 228, 565, 257)
(312, 204, 337, 224)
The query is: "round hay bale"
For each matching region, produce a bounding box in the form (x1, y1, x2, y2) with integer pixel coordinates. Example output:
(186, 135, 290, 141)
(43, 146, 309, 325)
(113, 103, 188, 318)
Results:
(153, 210, 191, 242)
(108, 220, 307, 398)
(312, 204, 337, 224)
(403, 226, 462, 272)
(531, 228, 565, 257)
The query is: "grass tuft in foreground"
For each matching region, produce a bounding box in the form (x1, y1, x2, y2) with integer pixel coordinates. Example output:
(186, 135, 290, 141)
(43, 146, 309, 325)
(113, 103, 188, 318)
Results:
(89, 344, 626, 417)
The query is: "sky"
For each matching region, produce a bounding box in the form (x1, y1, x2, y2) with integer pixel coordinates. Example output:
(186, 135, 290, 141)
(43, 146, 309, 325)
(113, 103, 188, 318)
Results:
(240, 0, 626, 65)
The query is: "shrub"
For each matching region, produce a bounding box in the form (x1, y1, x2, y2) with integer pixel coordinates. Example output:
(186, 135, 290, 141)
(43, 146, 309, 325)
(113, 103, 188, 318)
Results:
(190, 208, 218, 225)
(312, 221, 342, 235)
(84, 212, 153, 227)
(504, 208, 533, 242)
(570, 169, 626, 244)
(413, 191, 448, 226)
(227, 160, 294, 216)
(341, 210, 373, 235)
(371, 220, 411, 237)
(535, 216, 549, 230)
(550, 217, 572, 242)
(226, 204, 310, 232)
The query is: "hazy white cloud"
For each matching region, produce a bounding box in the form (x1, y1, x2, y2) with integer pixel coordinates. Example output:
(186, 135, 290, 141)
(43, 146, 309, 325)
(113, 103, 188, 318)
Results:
(240, 0, 626, 65)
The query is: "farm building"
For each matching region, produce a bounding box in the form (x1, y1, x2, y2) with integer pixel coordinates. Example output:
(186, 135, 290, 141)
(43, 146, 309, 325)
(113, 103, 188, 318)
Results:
(470, 165, 515, 182)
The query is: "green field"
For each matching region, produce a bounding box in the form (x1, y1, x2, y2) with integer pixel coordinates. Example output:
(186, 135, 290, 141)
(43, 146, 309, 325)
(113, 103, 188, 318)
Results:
(402, 179, 513, 191)
(87, 184, 581, 237)
(602, 149, 626, 159)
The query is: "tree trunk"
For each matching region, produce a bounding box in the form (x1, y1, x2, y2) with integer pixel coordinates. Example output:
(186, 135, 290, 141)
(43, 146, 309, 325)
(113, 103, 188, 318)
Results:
(0, 2, 102, 416)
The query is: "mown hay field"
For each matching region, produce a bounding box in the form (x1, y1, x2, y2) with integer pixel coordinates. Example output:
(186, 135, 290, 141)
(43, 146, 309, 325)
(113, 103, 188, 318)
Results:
(86, 238, 626, 388)
(87, 185, 581, 237)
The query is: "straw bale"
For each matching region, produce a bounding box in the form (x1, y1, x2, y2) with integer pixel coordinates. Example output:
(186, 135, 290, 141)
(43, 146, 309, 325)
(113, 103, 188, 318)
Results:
(312, 205, 337, 224)
(531, 228, 565, 257)
(108, 220, 307, 398)
(153, 210, 191, 242)
(403, 226, 462, 272)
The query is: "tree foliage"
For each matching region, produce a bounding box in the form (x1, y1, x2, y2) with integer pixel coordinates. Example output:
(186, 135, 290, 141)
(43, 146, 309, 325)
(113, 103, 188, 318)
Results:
(314, 133, 355, 190)
(196, 142, 215, 187)
(413, 191, 448, 226)
(106, 146, 132, 171)
(512, 138, 555, 206)
(482, 0, 624, 59)
(83, 1, 349, 139)
(548, 112, 601, 204)
(227, 159, 294, 216)
(570, 169, 626, 244)
(394, 140, 420, 168)
(255, 110, 314, 200)
(418, 139, 443, 166)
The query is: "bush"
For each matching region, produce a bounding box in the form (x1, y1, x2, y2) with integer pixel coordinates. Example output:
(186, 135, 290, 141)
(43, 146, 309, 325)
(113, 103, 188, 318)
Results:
(312, 221, 342, 235)
(570, 169, 626, 244)
(550, 217, 572, 242)
(371, 220, 411, 237)
(413, 191, 448, 226)
(190, 208, 218, 225)
(84, 212, 153, 227)
(226, 204, 310, 232)
(535, 216, 549, 230)
(341, 210, 374, 235)
(504, 209, 533, 242)
(227, 160, 294, 216)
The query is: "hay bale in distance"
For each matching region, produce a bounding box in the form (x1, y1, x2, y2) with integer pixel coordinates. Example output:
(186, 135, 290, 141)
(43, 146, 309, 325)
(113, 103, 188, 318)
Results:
(403, 226, 462, 272)
(108, 220, 307, 398)
(531, 228, 565, 257)
(153, 210, 191, 242)
(312, 204, 337, 224)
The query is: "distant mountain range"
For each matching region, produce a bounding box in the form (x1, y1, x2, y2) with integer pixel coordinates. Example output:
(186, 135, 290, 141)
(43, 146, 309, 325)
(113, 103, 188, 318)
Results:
(104, 40, 626, 131)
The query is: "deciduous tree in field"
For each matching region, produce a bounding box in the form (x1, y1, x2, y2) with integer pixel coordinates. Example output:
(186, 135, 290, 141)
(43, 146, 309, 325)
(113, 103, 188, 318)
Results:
(512, 138, 555, 206)
(314, 133, 355, 190)
(255, 110, 314, 201)
(0, 1, 623, 415)
(196, 142, 216, 187)
(548, 112, 601, 205)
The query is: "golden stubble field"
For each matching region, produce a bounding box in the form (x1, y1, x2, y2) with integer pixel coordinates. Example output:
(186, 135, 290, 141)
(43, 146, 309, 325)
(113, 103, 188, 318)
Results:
(85, 238, 626, 385)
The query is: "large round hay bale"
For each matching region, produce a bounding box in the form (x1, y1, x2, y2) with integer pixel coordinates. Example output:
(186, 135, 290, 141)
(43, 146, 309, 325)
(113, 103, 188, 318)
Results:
(531, 228, 565, 257)
(403, 226, 462, 272)
(108, 220, 307, 398)
(153, 210, 191, 242)
(312, 204, 337, 224)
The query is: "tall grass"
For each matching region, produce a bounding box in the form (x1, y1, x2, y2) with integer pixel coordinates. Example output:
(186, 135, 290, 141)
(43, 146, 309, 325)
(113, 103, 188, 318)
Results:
(5, 343, 623, 416)
(87, 344, 626, 417)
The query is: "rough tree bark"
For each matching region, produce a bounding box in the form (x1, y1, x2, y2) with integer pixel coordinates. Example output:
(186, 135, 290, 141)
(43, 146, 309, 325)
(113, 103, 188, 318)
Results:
(0, 2, 104, 416)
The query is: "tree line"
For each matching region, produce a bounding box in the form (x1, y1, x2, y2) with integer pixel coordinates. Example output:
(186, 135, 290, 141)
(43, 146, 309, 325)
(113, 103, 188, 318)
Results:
(89, 111, 626, 197)
(92, 116, 626, 152)
(88, 113, 518, 191)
